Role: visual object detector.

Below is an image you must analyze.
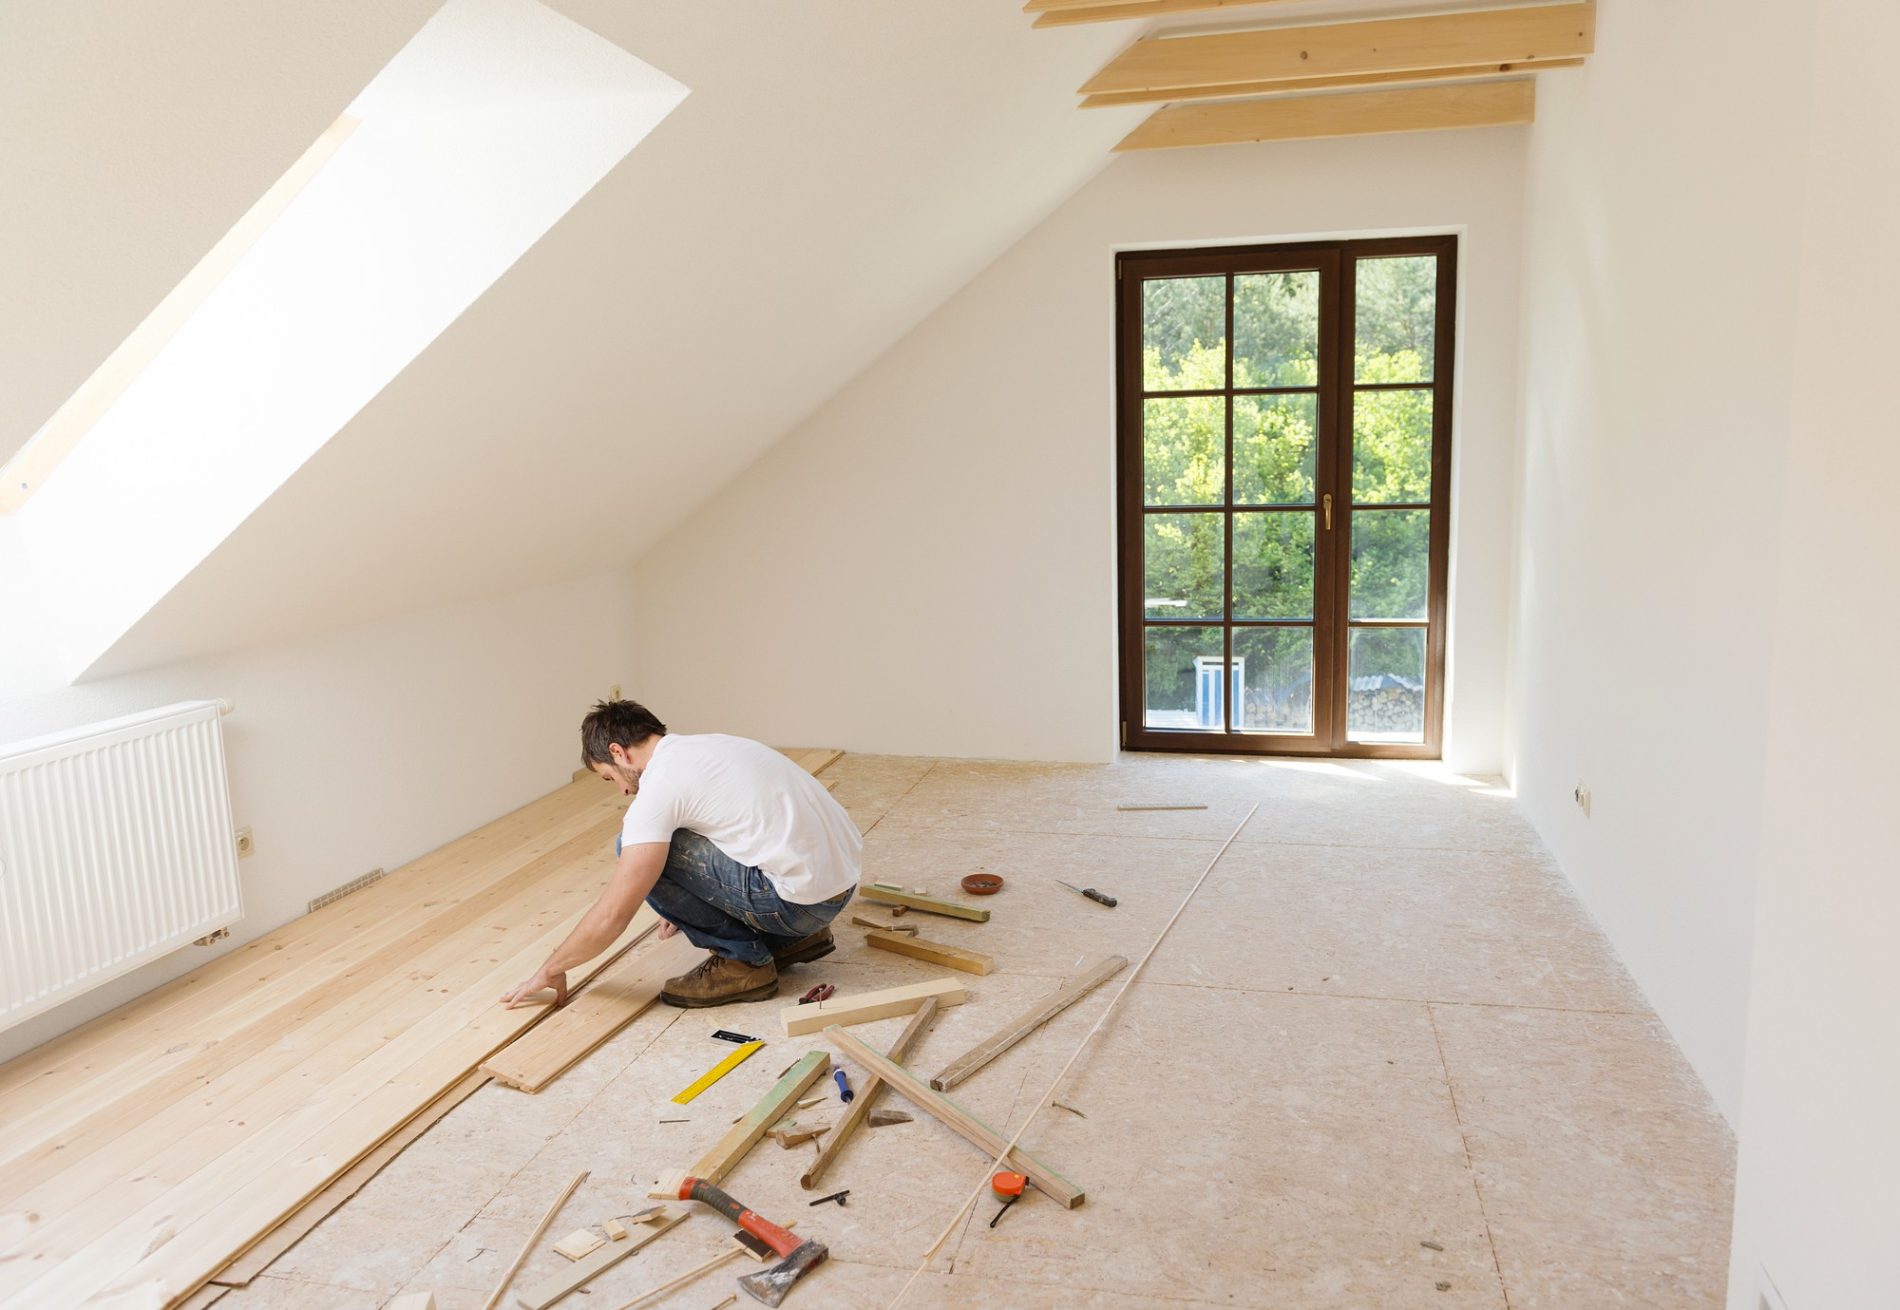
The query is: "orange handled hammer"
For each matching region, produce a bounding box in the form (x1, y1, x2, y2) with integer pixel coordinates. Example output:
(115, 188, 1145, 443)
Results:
(656, 1170, 827, 1306)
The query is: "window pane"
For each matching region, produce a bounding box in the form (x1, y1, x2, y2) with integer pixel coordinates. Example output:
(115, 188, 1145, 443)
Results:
(1142, 276, 1226, 391)
(1233, 270, 1319, 387)
(1352, 387, 1432, 503)
(1233, 511, 1315, 620)
(1355, 256, 1436, 383)
(1144, 513, 1225, 621)
(1143, 396, 1224, 505)
(1349, 627, 1426, 742)
(1350, 509, 1430, 621)
(1235, 627, 1313, 734)
(1234, 393, 1317, 505)
(1144, 626, 1228, 731)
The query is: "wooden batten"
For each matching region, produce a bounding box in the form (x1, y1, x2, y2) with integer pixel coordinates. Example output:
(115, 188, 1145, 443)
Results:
(1115, 79, 1536, 151)
(1079, 58, 1582, 108)
(1078, 3, 1595, 97)
(863, 929, 995, 975)
(1031, 0, 1299, 26)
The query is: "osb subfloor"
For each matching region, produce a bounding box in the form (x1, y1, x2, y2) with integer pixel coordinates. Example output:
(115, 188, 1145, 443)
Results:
(217, 753, 1735, 1310)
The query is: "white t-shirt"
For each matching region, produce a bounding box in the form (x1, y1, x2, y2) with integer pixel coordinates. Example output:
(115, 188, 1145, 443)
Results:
(619, 733, 861, 904)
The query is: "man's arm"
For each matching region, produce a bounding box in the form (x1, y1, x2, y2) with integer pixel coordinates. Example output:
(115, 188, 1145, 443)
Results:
(499, 841, 670, 1007)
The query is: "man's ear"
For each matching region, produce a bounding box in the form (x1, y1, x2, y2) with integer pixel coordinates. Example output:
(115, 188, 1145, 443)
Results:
(608, 742, 630, 767)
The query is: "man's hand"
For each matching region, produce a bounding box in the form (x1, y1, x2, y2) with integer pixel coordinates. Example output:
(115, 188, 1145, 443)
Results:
(500, 966, 569, 1009)
(657, 920, 680, 941)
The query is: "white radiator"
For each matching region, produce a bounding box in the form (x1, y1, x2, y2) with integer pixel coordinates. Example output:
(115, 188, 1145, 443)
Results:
(0, 700, 243, 1033)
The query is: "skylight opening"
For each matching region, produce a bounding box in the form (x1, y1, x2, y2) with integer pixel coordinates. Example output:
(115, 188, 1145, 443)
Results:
(3, 0, 686, 683)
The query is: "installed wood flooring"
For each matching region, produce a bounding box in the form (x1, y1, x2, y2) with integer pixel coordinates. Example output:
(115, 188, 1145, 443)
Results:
(5, 753, 1738, 1309)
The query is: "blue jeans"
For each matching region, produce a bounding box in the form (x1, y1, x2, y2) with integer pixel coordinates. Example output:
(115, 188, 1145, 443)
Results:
(646, 829, 850, 967)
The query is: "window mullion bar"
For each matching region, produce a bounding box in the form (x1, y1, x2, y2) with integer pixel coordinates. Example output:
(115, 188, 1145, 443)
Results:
(1223, 271, 1236, 736)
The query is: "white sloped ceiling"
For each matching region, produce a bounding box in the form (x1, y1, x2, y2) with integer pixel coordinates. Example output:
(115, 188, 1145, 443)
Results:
(33, 1, 1142, 676)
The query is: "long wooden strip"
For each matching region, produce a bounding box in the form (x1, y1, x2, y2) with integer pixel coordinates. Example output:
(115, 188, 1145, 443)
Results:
(1079, 58, 1583, 108)
(1116, 79, 1536, 151)
(210, 1071, 489, 1286)
(481, 932, 698, 1091)
(483, 1169, 588, 1310)
(514, 1210, 685, 1310)
(1079, 3, 1596, 96)
(863, 930, 993, 976)
(1031, 0, 1295, 27)
(672, 1051, 832, 1191)
(823, 1028, 1085, 1208)
(930, 956, 1129, 1091)
(801, 998, 939, 1190)
(780, 977, 966, 1037)
(856, 888, 990, 922)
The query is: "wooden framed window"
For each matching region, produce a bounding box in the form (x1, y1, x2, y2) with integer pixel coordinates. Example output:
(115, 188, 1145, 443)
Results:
(1116, 235, 1455, 758)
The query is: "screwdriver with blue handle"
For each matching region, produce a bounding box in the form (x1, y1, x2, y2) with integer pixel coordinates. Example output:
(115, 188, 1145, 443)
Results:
(1055, 879, 1116, 908)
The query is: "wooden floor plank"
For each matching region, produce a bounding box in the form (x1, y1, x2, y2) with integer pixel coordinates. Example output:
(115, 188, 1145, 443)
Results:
(480, 928, 695, 1091)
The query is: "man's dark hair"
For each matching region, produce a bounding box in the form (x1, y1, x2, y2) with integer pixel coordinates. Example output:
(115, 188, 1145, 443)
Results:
(580, 699, 666, 768)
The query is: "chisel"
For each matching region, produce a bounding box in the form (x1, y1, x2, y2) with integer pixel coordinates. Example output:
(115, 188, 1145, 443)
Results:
(1055, 879, 1117, 908)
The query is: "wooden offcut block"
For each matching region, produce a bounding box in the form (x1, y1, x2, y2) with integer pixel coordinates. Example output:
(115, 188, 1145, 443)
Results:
(780, 977, 966, 1036)
(864, 929, 994, 975)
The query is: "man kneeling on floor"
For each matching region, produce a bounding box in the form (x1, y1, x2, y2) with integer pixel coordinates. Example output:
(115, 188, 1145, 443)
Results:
(501, 699, 859, 1009)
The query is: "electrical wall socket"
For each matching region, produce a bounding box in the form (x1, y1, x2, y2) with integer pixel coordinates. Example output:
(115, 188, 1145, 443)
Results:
(609, 684, 622, 701)
(1573, 784, 1592, 818)
(234, 827, 255, 858)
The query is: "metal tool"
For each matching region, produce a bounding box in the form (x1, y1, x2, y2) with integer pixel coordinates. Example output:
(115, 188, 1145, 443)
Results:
(672, 1040, 765, 1104)
(832, 1068, 854, 1103)
(988, 1171, 1025, 1227)
(807, 1189, 849, 1207)
(798, 983, 835, 1005)
(656, 1172, 828, 1308)
(1055, 879, 1117, 908)
(711, 1029, 759, 1044)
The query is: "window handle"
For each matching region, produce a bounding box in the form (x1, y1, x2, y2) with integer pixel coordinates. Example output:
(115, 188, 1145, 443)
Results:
(1323, 493, 1333, 530)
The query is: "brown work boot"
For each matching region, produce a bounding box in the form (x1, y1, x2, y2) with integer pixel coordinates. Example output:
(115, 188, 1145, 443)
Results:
(771, 927, 835, 968)
(660, 953, 779, 1008)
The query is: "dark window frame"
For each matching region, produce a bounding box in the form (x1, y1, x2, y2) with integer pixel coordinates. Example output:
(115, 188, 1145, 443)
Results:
(1115, 235, 1457, 759)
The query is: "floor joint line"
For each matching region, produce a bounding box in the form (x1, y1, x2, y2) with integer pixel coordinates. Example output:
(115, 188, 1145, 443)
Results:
(1428, 1001, 1514, 1310)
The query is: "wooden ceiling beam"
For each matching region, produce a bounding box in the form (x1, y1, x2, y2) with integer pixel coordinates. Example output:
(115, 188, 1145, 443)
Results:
(1029, 0, 1298, 27)
(1079, 57, 1582, 108)
(1080, 3, 1594, 96)
(1114, 78, 1535, 151)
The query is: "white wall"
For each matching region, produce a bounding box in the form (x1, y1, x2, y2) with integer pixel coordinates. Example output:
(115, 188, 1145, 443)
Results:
(1724, 7, 1900, 1307)
(0, 567, 635, 1063)
(634, 127, 1527, 769)
(1506, 3, 1812, 1122)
